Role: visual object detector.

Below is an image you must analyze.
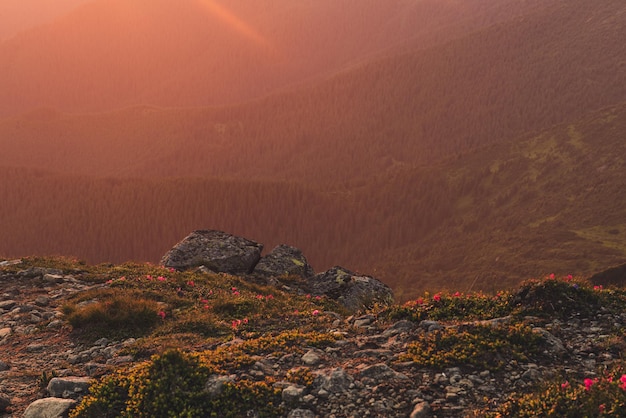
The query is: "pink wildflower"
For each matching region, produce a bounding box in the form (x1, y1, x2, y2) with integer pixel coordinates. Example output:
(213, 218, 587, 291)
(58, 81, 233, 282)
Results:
(233, 291, 240, 296)
(584, 378, 595, 391)
(231, 287, 237, 292)
(620, 374, 626, 390)
(594, 285, 603, 291)
(561, 381, 570, 389)
(256, 294, 265, 300)
(146, 275, 153, 280)
(187, 280, 195, 287)
(168, 267, 175, 272)
(203, 305, 210, 310)
(599, 404, 606, 414)
(548, 273, 555, 279)
(106, 279, 113, 285)
(565, 274, 573, 282)
(306, 294, 311, 299)
(433, 293, 441, 302)
(266, 294, 274, 300)
(453, 291, 461, 298)
(416, 297, 424, 305)
(157, 276, 166, 282)
(242, 318, 248, 324)
(200, 299, 209, 304)
(157, 311, 166, 319)
(312, 310, 320, 316)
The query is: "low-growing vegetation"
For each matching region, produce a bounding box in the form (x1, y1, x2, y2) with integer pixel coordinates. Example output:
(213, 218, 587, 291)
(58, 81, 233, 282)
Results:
(2, 257, 626, 416)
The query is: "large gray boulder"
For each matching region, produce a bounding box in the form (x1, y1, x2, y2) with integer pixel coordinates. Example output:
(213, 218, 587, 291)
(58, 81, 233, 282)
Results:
(47, 377, 91, 399)
(23, 398, 76, 418)
(161, 230, 263, 274)
(309, 266, 394, 311)
(254, 244, 315, 278)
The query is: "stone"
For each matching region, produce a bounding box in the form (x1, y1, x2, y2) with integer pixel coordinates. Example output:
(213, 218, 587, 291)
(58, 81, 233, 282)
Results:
(410, 401, 432, 418)
(316, 368, 353, 393)
(161, 230, 263, 274)
(282, 385, 305, 403)
(0, 393, 10, 412)
(204, 375, 234, 399)
(23, 397, 76, 418)
(254, 244, 314, 278)
(301, 349, 322, 366)
(0, 300, 17, 310)
(287, 409, 316, 418)
(0, 328, 11, 339)
(308, 266, 394, 311)
(47, 377, 91, 399)
(0, 360, 9, 371)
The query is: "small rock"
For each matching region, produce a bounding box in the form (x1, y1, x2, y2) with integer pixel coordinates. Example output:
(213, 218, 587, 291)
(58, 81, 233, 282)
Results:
(282, 385, 305, 403)
(0, 393, 10, 412)
(0, 328, 11, 339)
(287, 408, 316, 418)
(0, 300, 16, 310)
(410, 401, 432, 418)
(0, 360, 9, 371)
(301, 349, 321, 366)
(204, 375, 234, 399)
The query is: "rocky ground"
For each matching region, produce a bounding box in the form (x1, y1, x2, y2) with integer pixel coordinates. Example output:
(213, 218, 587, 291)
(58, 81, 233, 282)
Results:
(1, 263, 625, 417)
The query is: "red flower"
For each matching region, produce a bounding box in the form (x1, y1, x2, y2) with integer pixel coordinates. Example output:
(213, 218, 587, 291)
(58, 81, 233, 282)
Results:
(584, 378, 595, 391)
(561, 381, 570, 389)
(157, 311, 166, 319)
(433, 294, 441, 302)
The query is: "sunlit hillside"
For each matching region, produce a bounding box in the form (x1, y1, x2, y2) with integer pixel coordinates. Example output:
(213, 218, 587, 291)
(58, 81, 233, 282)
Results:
(0, 0, 558, 117)
(1, 0, 624, 183)
(1, 0, 625, 300)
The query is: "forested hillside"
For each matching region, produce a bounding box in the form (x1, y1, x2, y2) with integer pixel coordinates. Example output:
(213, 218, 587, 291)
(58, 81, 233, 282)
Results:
(2, 103, 626, 299)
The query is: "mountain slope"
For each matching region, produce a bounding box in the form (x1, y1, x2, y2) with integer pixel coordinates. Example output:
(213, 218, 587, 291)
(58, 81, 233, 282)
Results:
(0, 0, 563, 117)
(1, 0, 624, 184)
(1, 103, 626, 299)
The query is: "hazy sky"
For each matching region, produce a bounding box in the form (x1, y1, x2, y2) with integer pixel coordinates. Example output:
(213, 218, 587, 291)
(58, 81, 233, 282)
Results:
(0, 0, 90, 40)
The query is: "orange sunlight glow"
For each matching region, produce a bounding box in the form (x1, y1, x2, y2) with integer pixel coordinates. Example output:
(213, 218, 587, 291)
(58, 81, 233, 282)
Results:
(194, 0, 275, 53)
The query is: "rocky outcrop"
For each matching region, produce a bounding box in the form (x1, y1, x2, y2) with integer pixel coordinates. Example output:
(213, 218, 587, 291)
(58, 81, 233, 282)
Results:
(161, 232, 394, 311)
(254, 244, 315, 279)
(161, 230, 263, 274)
(308, 266, 394, 311)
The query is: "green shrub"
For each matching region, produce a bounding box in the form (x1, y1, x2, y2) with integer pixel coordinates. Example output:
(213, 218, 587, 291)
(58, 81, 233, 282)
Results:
(510, 276, 602, 319)
(495, 364, 626, 417)
(387, 291, 512, 322)
(399, 322, 545, 370)
(70, 350, 283, 418)
(62, 292, 160, 339)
